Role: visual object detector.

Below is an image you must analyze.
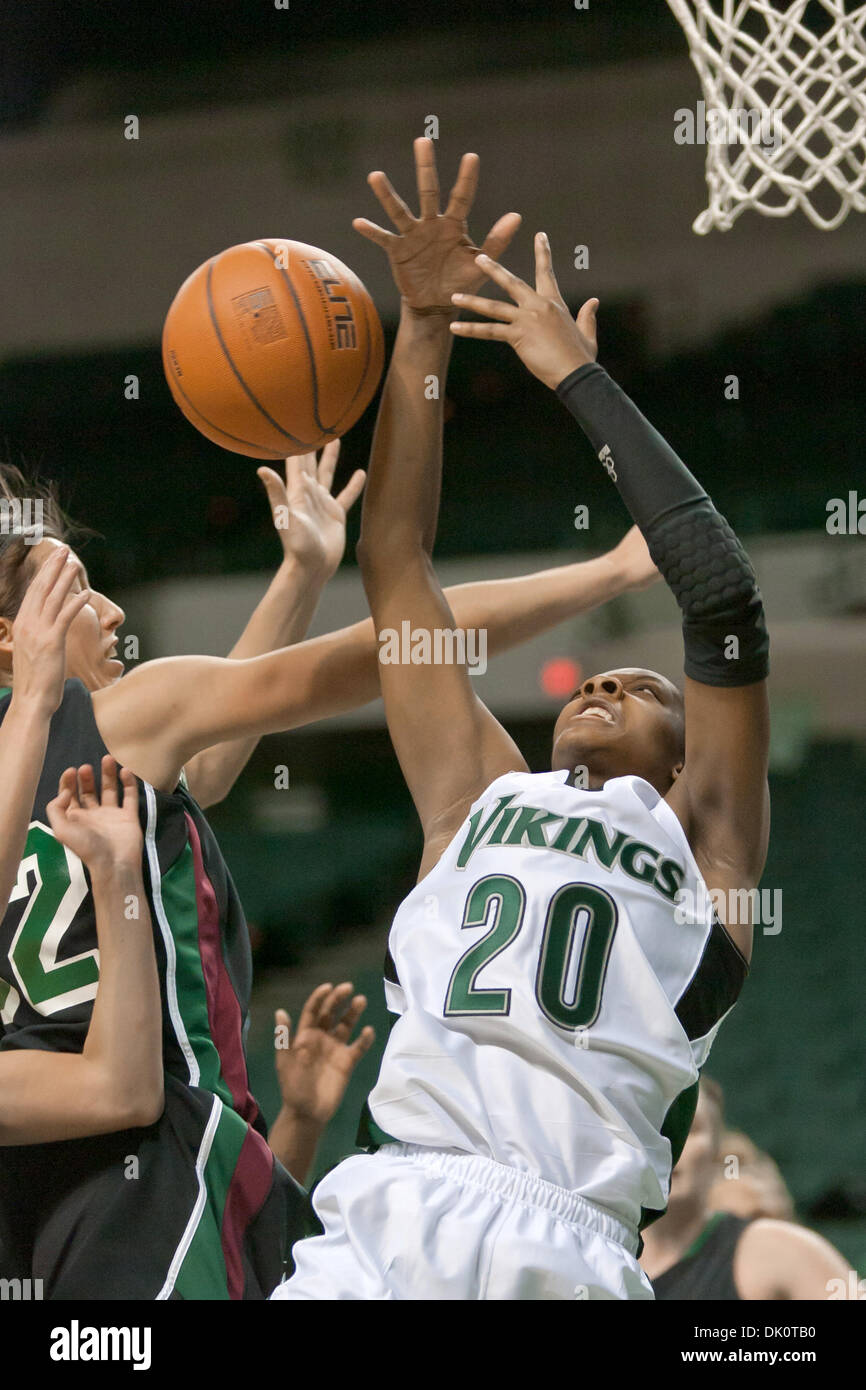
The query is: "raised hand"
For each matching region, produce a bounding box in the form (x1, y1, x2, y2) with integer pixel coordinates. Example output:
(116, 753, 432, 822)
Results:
(353, 137, 521, 313)
(257, 440, 366, 580)
(10, 545, 90, 717)
(451, 232, 599, 390)
(46, 756, 143, 874)
(607, 527, 660, 593)
(273, 983, 375, 1128)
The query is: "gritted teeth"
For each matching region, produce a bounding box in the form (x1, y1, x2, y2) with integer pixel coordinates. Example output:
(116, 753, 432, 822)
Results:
(576, 707, 615, 724)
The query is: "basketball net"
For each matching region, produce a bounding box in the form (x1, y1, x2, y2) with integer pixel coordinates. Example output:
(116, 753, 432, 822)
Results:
(667, 0, 866, 231)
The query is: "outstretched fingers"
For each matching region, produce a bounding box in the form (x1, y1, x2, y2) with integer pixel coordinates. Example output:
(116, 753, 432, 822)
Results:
(296, 983, 333, 1036)
(449, 319, 513, 341)
(319, 982, 354, 1033)
(479, 212, 523, 264)
(58, 587, 91, 634)
(25, 544, 68, 613)
(444, 151, 480, 221)
(347, 1025, 376, 1064)
(450, 280, 520, 341)
(576, 296, 600, 353)
(316, 439, 341, 492)
(41, 550, 81, 623)
(54, 766, 80, 811)
(334, 469, 366, 513)
(351, 217, 397, 251)
(451, 292, 518, 323)
(332, 993, 367, 1043)
(414, 137, 440, 219)
(119, 766, 139, 821)
(99, 755, 119, 807)
(76, 763, 98, 809)
(473, 253, 532, 305)
(534, 231, 564, 302)
(365, 170, 416, 233)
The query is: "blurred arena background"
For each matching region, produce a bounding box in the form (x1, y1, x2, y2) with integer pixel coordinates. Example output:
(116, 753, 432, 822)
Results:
(1, 0, 864, 1269)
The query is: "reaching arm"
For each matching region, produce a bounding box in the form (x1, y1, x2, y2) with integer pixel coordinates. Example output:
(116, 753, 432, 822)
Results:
(453, 234, 770, 957)
(359, 307, 527, 867)
(355, 139, 530, 870)
(183, 444, 365, 808)
(94, 524, 655, 796)
(0, 759, 163, 1144)
(267, 983, 374, 1185)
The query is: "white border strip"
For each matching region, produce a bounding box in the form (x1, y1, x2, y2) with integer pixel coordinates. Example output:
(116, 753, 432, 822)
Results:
(144, 781, 199, 1087)
(155, 1092, 222, 1300)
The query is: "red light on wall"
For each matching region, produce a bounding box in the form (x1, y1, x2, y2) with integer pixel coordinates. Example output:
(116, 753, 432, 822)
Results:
(540, 657, 582, 700)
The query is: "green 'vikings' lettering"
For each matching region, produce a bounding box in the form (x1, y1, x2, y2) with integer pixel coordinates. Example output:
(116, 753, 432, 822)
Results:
(456, 798, 686, 906)
(487, 806, 523, 845)
(618, 839, 661, 884)
(653, 857, 685, 902)
(455, 795, 516, 869)
(570, 819, 629, 868)
(503, 806, 561, 847)
(550, 816, 585, 851)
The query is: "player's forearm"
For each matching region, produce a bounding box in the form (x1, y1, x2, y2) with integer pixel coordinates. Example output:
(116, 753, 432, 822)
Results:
(0, 1049, 155, 1145)
(101, 541, 649, 779)
(267, 1104, 324, 1185)
(264, 550, 633, 721)
(556, 364, 768, 687)
(226, 556, 330, 660)
(197, 545, 648, 741)
(0, 701, 51, 910)
(358, 304, 453, 579)
(81, 864, 163, 1127)
(0, 865, 162, 1144)
(184, 558, 329, 806)
(446, 552, 634, 651)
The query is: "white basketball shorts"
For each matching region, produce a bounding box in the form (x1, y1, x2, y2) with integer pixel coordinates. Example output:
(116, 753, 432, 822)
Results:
(270, 1143, 654, 1301)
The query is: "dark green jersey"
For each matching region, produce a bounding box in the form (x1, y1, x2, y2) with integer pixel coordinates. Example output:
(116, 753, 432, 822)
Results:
(0, 679, 311, 1299)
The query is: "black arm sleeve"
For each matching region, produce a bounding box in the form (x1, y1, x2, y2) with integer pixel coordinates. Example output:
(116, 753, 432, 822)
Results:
(556, 363, 769, 687)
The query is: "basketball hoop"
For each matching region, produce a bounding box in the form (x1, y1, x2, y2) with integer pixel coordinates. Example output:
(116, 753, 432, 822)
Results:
(667, 0, 866, 232)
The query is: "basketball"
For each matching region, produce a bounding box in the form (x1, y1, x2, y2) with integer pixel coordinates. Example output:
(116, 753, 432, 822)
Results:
(162, 239, 385, 459)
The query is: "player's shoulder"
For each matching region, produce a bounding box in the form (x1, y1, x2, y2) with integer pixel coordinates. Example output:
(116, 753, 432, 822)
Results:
(734, 1217, 846, 1298)
(738, 1217, 833, 1258)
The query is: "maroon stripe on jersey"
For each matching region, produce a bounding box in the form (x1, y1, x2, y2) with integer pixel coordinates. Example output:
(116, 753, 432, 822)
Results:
(221, 1124, 276, 1300)
(185, 812, 259, 1125)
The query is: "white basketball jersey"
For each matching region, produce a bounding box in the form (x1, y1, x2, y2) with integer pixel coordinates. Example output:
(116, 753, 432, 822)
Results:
(364, 770, 747, 1233)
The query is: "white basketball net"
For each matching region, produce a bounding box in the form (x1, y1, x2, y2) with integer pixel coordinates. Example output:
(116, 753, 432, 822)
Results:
(667, 0, 866, 231)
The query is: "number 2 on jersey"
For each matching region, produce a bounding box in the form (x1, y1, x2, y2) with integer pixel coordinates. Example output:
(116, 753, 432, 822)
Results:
(444, 874, 618, 1031)
(5, 821, 96, 1016)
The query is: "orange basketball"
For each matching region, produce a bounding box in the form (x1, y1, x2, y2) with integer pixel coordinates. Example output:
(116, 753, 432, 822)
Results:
(162, 239, 385, 459)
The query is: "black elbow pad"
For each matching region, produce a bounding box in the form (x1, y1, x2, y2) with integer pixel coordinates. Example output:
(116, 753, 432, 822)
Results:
(646, 500, 770, 687)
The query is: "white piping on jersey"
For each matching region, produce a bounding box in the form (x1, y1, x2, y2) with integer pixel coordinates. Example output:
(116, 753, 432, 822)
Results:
(143, 781, 200, 1088)
(155, 1092, 222, 1300)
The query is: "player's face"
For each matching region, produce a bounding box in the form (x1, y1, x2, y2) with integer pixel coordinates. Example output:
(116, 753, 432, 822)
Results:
(31, 540, 125, 691)
(550, 668, 684, 795)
